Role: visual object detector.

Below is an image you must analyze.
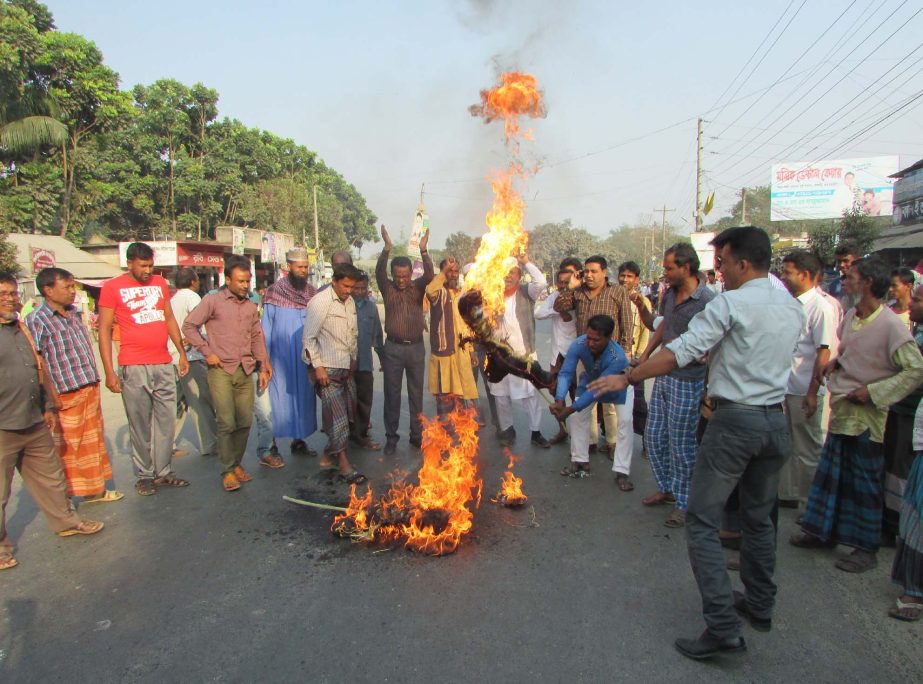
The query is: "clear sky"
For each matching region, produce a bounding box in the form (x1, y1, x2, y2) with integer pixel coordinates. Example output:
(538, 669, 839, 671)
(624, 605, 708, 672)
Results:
(50, 1, 923, 252)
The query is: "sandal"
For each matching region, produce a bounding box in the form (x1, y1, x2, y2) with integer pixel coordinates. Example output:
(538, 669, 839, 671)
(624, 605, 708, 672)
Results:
(560, 464, 590, 478)
(82, 490, 124, 504)
(641, 491, 675, 506)
(615, 473, 635, 491)
(338, 471, 368, 485)
(135, 479, 156, 496)
(789, 533, 834, 549)
(57, 520, 105, 537)
(154, 474, 190, 488)
(0, 557, 18, 571)
(835, 550, 878, 573)
(259, 454, 286, 469)
(358, 438, 382, 451)
(888, 597, 923, 622)
(664, 508, 686, 528)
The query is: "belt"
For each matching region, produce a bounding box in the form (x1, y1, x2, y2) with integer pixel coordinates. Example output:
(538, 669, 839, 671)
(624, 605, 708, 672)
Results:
(712, 398, 783, 412)
(387, 336, 422, 345)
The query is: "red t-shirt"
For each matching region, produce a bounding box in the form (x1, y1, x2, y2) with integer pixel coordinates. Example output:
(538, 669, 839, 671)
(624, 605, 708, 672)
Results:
(99, 273, 172, 366)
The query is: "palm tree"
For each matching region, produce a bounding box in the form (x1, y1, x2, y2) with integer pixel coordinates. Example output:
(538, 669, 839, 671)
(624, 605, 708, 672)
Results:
(0, 85, 67, 156)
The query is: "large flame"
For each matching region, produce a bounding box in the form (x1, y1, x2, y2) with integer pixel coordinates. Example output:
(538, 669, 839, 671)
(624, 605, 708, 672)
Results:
(332, 408, 483, 556)
(464, 72, 545, 321)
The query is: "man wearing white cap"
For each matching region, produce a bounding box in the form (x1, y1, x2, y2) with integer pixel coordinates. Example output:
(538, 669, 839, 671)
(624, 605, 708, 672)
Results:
(490, 254, 551, 448)
(261, 247, 318, 464)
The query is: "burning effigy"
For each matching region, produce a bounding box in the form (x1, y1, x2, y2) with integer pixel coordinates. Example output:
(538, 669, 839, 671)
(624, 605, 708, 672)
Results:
(285, 72, 548, 555)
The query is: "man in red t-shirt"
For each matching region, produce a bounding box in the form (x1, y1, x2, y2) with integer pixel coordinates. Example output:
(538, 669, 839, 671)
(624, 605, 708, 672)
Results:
(99, 243, 189, 496)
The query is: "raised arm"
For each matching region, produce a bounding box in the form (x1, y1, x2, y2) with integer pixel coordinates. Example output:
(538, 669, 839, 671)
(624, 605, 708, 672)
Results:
(419, 229, 434, 286)
(376, 224, 393, 295)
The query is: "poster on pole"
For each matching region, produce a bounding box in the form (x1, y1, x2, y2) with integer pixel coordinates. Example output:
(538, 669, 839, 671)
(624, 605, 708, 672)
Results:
(232, 227, 246, 255)
(770, 156, 898, 221)
(690, 232, 716, 272)
(408, 206, 429, 279)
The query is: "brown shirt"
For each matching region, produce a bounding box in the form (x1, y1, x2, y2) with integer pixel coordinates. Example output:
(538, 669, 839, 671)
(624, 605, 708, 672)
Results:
(0, 320, 49, 430)
(182, 288, 269, 375)
(553, 282, 634, 353)
(375, 249, 434, 342)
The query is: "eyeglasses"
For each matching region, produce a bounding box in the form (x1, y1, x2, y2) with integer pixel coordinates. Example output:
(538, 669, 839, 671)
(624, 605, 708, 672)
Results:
(0, 291, 20, 300)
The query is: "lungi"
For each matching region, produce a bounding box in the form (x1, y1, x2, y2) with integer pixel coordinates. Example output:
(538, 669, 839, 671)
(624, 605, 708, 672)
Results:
(54, 383, 112, 496)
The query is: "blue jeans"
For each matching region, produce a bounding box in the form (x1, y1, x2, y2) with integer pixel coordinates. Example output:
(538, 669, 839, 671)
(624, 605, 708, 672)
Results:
(686, 403, 790, 638)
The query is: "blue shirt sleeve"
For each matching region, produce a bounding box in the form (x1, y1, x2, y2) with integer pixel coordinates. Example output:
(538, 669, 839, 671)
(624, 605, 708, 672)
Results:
(555, 343, 581, 403)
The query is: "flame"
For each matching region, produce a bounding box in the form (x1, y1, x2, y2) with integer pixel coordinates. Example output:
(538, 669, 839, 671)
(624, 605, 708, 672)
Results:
(464, 71, 545, 321)
(493, 448, 527, 506)
(332, 408, 483, 555)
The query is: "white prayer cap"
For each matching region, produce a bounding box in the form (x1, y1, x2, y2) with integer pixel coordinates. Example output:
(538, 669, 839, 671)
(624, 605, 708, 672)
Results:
(286, 247, 309, 262)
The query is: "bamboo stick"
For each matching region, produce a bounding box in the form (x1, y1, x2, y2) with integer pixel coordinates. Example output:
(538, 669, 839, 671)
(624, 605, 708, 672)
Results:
(283, 495, 348, 513)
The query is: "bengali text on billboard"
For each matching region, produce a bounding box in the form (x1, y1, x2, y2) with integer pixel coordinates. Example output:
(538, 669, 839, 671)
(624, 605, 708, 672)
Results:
(770, 156, 898, 221)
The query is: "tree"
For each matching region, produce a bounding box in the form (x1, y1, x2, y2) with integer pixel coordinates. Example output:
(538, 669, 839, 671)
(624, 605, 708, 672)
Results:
(807, 208, 886, 263)
(444, 231, 478, 265)
(527, 220, 599, 274)
(36, 29, 132, 236)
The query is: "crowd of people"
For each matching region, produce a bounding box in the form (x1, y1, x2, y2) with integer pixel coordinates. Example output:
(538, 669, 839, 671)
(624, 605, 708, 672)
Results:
(2, 225, 922, 661)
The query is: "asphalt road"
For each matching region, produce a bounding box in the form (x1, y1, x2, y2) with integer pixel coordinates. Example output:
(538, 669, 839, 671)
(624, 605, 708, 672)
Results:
(2, 322, 921, 682)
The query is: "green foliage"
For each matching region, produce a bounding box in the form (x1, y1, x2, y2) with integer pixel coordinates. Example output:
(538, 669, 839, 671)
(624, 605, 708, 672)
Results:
(527, 220, 601, 275)
(0, 1, 377, 252)
(807, 208, 886, 262)
(444, 231, 478, 265)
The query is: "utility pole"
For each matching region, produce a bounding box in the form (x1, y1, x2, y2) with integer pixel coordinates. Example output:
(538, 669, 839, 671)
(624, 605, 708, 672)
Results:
(654, 205, 675, 255)
(313, 185, 320, 252)
(695, 118, 704, 231)
(741, 187, 747, 224)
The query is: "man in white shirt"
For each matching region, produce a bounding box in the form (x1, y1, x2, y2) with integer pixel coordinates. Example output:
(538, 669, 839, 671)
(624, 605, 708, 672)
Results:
(778, 251, 837, 509)
(535, 268, 577, 444)
(170, 268, 217, 459)
(490, 255, 550, 449)
(302, 264, 363, 484)
(589, 226, 804, 661)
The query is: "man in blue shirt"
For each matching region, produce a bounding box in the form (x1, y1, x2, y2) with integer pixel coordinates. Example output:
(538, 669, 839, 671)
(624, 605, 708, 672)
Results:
(550, 315, 628, 478)
(351, 272, 383, 450)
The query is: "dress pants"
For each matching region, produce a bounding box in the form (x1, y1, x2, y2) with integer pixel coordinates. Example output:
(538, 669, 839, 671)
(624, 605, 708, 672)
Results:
(120, 363, 177, 481)
(207, 366, 255, 475)
(382, 340, 425, 443)
(779, 393, 823, 504)
(352, 370, 374, 439)
(1, 423, 81, 561)
(686, 404, 789, 639)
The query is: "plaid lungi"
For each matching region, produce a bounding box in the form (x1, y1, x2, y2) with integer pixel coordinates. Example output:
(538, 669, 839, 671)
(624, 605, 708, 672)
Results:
(892, 451, 923, 597)
(317, 368, 355, 456)
(53, 383, 113, 496)
(801, 430, 883, 552)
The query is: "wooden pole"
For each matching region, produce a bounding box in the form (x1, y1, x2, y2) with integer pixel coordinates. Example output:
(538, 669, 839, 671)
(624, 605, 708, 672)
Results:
(283, 495, 348, 513)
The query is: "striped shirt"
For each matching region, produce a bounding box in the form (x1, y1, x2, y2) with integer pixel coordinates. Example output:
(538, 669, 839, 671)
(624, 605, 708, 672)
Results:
(375, 248, 434, 342)
(26, 303, 100, 394)
(553, 283, 634, 354)
(302, 286, 357, 370)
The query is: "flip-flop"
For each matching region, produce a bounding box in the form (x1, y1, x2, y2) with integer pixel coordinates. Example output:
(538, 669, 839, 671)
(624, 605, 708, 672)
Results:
(560, 465, 590, 478)
(0, 557, 17, 571)
(82, 490, 124, 504)
(835, 551, 878, 573)
(57, 520, 105, 537)
(615, 474, 635, 491)
(888, 598, 923, 622)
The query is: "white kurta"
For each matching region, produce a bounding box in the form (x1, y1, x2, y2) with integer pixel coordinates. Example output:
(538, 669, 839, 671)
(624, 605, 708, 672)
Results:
(489, 293, 537, 400)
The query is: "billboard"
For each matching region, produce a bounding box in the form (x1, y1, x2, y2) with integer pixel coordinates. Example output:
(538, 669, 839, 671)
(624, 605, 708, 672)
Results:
(689, 232, 716, 271)
(770, 156, 898, 221)
(118, 241, 177, 267)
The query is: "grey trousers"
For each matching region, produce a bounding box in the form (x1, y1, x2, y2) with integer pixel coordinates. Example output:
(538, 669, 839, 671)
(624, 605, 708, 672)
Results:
(176, 360, 217, 456)
(382, 340, 425, 442)
(120, 363, 177, 480)
(686, 404, 790, 638)
(779, 393, 823, 503)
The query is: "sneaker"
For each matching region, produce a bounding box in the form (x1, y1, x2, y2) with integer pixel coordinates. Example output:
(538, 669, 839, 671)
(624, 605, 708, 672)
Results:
(222, 472, 241, 492)
(531, 431, 550, 448)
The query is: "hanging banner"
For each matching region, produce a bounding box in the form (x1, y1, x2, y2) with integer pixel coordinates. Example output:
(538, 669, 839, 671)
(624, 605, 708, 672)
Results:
(408, 205, 429, 279)
(260, 232, 278, 263)
(176, 244, 224, 268)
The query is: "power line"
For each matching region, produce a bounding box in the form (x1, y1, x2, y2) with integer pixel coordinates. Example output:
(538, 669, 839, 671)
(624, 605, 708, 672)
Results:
(713, 2, 921, 180)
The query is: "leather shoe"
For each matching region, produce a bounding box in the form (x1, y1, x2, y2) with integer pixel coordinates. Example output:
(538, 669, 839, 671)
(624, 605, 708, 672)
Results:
(674, 631, 746, 660)
(733, 590, 772, 632)
(531, 431, 550, 448)
(409, 437, 422, 449)
(383, 439, 398, 456)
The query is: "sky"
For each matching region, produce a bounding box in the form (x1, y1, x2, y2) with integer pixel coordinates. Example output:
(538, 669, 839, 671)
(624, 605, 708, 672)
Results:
(50, 1, 923, 253)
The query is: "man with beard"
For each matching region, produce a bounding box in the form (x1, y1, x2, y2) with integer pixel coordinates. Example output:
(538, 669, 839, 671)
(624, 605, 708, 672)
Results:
(262, 248, 318, 463)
